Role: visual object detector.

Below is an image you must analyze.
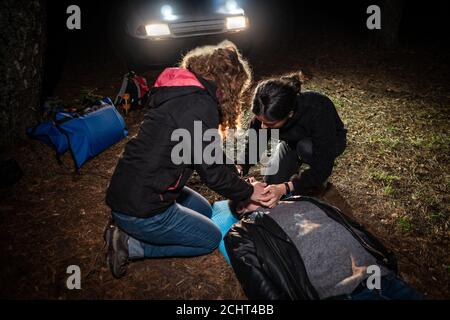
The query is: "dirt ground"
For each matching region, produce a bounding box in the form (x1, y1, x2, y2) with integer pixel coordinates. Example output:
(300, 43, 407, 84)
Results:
(0, 32, 449, 299)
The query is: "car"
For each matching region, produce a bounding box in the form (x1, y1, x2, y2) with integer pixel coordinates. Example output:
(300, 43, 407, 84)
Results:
(109, 0, 252, 68)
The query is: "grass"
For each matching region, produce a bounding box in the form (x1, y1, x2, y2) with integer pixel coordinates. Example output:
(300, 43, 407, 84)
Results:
(294, 65, 450, 293)
(243, 76, 450, 240)
(370, 171, 401, 184)
(382, 185, 395, 196)
(397, 216, 414, 234)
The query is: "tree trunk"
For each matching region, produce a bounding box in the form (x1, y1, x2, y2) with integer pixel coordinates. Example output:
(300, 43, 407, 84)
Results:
(370, 0, 406, 48)
(0, 0, 45, 152)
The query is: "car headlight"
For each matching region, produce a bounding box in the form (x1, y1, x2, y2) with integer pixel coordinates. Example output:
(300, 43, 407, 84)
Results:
(226, 16, 247, 30)
(217, 0, 245, 15)
(145, 23, 171, 37)
(161, 5, 177, 21)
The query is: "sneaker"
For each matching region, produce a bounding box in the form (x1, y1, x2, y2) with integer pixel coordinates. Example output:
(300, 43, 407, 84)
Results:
(104, 223, 129, 279)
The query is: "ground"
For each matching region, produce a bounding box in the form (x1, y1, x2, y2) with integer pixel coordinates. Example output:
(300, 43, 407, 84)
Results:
(0, 32, 449, 299)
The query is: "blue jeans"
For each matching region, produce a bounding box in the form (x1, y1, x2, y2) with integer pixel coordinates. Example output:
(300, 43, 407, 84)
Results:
(112, 187, 221, 259)
(349, 273, 424, 300)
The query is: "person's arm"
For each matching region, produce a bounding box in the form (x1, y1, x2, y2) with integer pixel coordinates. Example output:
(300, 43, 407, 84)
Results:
(290, 100, 337, 194)
(195, 162, 254, 202)
(177, 99, 258, 202)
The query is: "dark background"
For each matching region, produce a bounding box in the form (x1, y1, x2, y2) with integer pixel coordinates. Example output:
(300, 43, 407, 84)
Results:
(43, 0, 450, 97)
(1, 0, 449, 300)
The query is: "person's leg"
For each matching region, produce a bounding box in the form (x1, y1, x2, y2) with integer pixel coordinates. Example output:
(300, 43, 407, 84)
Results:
(177, 187, 212, 218)
(296, 138, 314, 165)
(295, 138, 337, 193)
(113, 203, 221, 259)
(263, 141, 301, 185)
(377, 273, 424, 300)
(297, 137, 347, 164)
(349, 273, 424, 300)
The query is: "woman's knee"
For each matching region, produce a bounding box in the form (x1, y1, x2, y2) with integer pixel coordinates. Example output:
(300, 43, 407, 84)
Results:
(203, 224, 222, 253)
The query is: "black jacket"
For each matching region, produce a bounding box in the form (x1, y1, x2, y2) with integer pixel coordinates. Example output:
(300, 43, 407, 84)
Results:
(225, 197, 398, 300)
(242, 92, 347, 193)
(106, 69, 253, 218)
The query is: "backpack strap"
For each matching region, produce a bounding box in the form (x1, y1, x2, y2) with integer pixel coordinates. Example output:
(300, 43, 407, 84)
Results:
(54, 115, 77, 126)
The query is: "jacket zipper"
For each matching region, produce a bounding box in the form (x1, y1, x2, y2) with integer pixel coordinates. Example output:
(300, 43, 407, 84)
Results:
(332, 207, 388, 263)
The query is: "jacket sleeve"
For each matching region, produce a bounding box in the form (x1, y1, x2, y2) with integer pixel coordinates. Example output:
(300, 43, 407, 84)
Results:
(176, 97, 254, 202)
(291, 99, 337, 193)
(225, 224, 286, 300)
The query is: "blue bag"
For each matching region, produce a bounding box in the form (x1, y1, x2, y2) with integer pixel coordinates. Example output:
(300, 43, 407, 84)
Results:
(27, 98, 128, 169)
(27, 120, 70, 155)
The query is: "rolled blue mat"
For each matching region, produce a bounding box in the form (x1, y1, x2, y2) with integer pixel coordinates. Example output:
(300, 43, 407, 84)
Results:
(211, 201, 238, 264)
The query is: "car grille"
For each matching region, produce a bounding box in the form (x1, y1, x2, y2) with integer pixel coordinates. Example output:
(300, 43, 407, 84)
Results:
(169, 19, 226, 37)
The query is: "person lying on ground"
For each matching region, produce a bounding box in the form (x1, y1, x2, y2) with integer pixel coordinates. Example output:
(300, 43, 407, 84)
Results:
(225, 196, 423, 300)
(237, 71, 347, 208)
(104, 41, 271, 279)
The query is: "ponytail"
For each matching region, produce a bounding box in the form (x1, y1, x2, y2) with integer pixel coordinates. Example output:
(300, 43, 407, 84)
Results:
(252, 70, 311, 121)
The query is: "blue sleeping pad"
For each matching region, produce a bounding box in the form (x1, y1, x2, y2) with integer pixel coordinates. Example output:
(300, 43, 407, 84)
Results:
(211, 200, 239, 264)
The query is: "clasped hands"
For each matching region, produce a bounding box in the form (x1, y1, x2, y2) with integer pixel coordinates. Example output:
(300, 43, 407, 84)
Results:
(248, 177, 288, 209)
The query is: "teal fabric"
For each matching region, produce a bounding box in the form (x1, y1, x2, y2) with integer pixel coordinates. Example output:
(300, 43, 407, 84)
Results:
(211, 201, 238, 264)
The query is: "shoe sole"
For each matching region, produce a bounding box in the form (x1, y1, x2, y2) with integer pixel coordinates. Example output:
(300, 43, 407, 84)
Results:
(105, 225, 127, 279)
(104, 225, 115, 274)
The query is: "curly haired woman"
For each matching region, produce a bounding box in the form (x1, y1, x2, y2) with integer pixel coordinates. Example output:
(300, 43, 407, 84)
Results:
(104, 41, 270, 278)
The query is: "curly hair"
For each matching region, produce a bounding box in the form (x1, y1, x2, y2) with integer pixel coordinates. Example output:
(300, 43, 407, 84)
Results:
(180, 40, 252, 134)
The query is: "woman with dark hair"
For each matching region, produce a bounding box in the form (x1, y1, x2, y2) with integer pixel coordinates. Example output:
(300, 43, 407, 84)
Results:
(238, 71, 347, 208)
(104, 41, 270, 278)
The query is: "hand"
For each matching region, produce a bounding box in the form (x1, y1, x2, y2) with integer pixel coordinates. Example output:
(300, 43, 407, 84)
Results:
(260, 184, 286, 208)
(250, 181, 272, 203)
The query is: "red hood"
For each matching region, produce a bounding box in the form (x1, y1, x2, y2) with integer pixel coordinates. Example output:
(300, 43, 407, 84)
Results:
(154, 68, 205, 89)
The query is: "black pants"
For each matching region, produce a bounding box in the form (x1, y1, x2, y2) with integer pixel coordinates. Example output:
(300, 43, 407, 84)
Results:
(263, 138, 346, 185)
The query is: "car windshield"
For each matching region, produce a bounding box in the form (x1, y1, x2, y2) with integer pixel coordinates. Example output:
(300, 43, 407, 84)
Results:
(132, 0, 233, 15)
